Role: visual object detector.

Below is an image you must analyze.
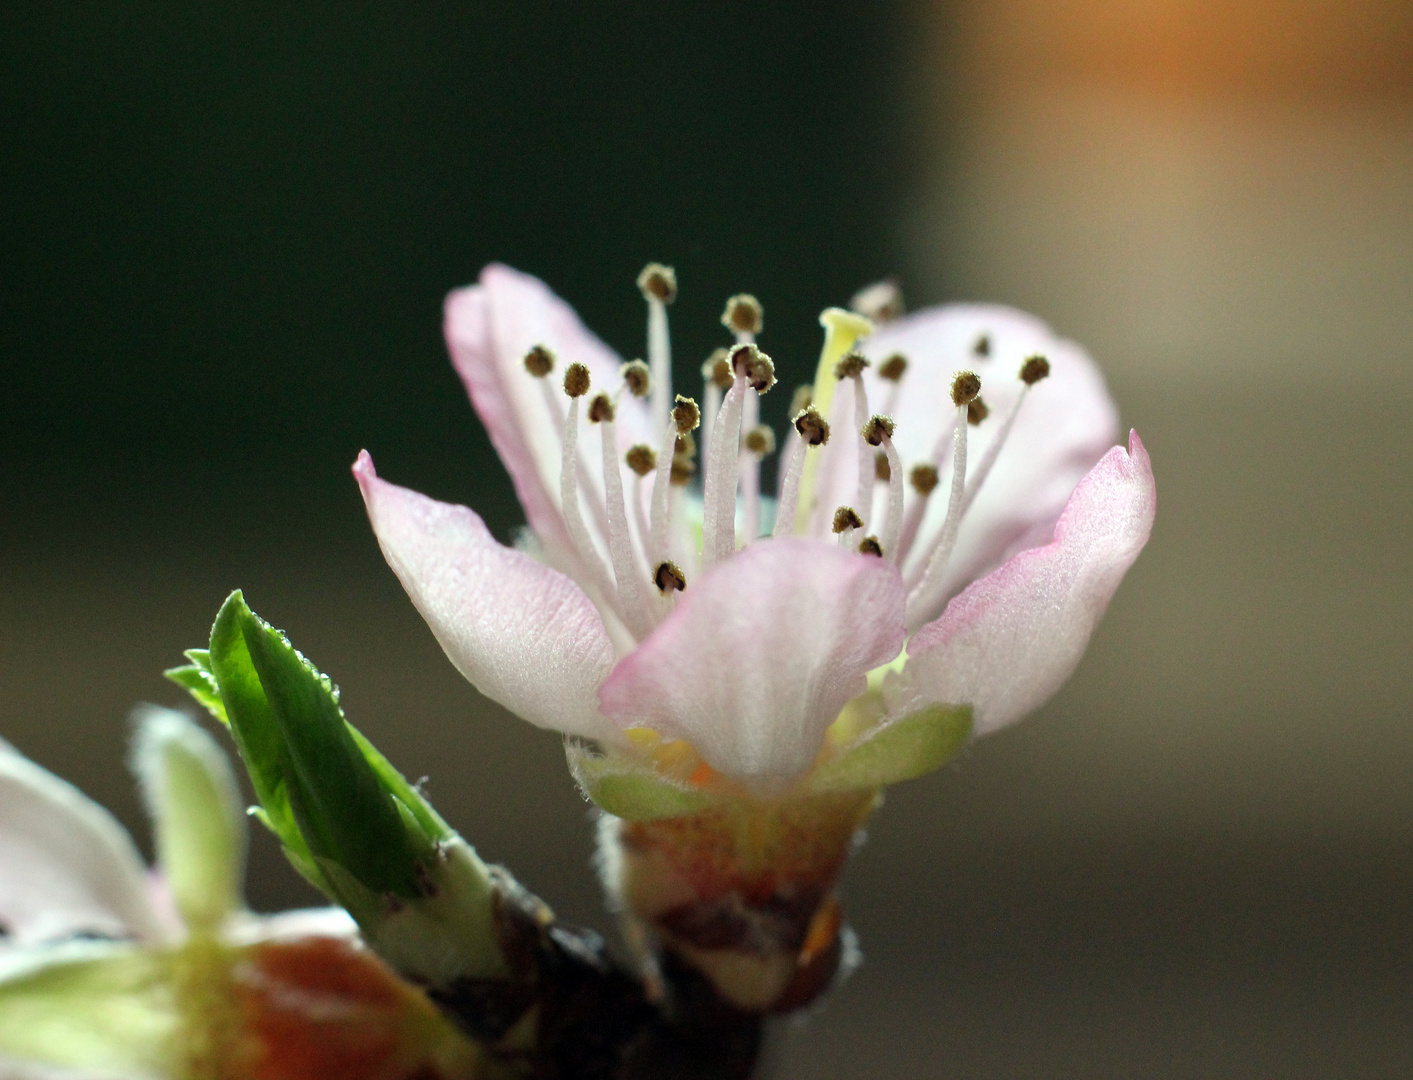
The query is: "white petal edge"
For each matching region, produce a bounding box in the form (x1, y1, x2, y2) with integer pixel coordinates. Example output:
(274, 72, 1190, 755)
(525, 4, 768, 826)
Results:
(888, 431, 1155, 736)
(354, 451, 623, 744)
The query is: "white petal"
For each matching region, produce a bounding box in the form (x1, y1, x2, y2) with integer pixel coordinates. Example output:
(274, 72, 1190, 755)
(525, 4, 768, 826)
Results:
(0, 743, 166, 948)
(354, 452, 623, 744)
(888, 432, 1155, 736)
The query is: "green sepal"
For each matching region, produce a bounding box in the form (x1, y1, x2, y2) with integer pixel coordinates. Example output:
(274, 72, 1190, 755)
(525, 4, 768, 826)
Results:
(806, 703, 973, 793)
(0, 942, 178, 1076)
(566, 742, 719, 821)
(164, 649, 228, 726)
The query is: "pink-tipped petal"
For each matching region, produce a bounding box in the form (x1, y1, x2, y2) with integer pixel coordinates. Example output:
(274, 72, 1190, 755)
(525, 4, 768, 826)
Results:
(890, 431, 1155, 736)
(354, 452, 622, 744)
(0, 739, 167, 947)
(598, 539, 908, 781)
(859, 305, 1119, 625)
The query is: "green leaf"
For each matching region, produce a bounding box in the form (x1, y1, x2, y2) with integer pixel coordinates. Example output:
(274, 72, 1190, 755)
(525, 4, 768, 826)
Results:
(164, 651, 228, 726)
(806, 704, 973, 793)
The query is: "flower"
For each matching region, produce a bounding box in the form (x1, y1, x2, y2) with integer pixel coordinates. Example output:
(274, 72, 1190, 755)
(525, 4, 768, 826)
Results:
(0, 709, 484, 1080)
(354, 264, 1155, 790)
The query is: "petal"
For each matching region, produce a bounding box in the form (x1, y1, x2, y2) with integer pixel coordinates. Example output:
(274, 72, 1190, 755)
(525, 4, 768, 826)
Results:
(598, 539, 908, 782)
(856, 305, 1120, 625)
(0, 740, 166, 948)
(445, 264, 653, 568)
(223, 905, 358, 947)
(354, 452, 622, 744)
(888, 431, 1155, 736)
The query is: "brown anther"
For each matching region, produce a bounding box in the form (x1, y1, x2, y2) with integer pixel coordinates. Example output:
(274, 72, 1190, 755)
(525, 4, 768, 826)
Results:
(563, 363, 591, 398)
(654, 560, 687, 593)
(730, 344, 775, 393)
(950, 371, 981, 406)
(674, 431, 696, 458)
(587, 393, 615, 423)
(909, 463, 940, 496)
(875, 451, 891, 482)
(789, 384, 813, 416)
(973, 333, 991, 357)
(832, 506, 864, 533)
(703, 348, 733, 389)
(669, 459, 695, 486)
(794, 406, 830, 447)
(833, 351, 870, 380)
(621, 360, 651, 398)
(849, 279, 904, 324)
(967, 396, 990, 425)
(637, 263, 677, 304)
(625, 444, 657, 476)
(877, 353, 908, 382)
(672, 395, 701, 433)
(857, 535, 884, 557)
(862, 414, 896, 446)
(523, 344, 555, 378)
(743, 425, 776, 456)
(1020, 355, 1051, 385)
(721, 294, 763, 336)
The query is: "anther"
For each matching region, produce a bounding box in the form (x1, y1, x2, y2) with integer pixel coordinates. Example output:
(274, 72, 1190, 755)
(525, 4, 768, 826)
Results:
(672, 395, 701, 433)
(857, 535, 884, 557)
(862, 414, 896, 446)
(789, 384, 813, 416)
(744, 425, 775, 456)
(563, 363, 591, 398)
(654, 560, 687, 593)
(833, 506, 864, 533)
(704, 348, 733, 389)
(875, 452, 890, 481)
(674, 431, 696, 458)
(621, 360, 651, 398)
(973, 334, 991, 357)
(730, 344, 776, 393)
(967, 396, 990, 425)
(833, 352, 870, 380)
(721, 294, 763, 337)
(878, 353, 908, 382)
(1020, 355, 1051, 385)
(625, 444, 657, 476)
(794, 406, 830, 447)
(587, 393, 615, 424)
(523, 344, 555, 378)
(670, 459, 695, 486)
(849, 279, 904, 324)
(909, 463, 940, 495)
(950, 371, 981, 406)
(637, 263, 677, 304)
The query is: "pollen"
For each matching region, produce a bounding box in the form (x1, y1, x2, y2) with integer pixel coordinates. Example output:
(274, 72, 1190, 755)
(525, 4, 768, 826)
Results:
(973, 333, 991, 357)
(637, 263, 677, 304)
(849, 279, 904, 324)
(967, 396, 990, 425)
(625, 444, 657, 476)
(794, 405, 830, 447)
(1020, 355, 1051, 385)
(833, 352, 870, 380)
(743, 425, 776, 456)
(950, 371, 981, 406)
(909, 463, 940, 495)
(731, 344, 776, 393)
(703, 348, 733, 389)
(563, 363, 591, 398)
(875, 451, 890, 481)
(862, 414, 895, 446)
(672, 395, 701, 433)
(523, 344, 555, 378)
(587, 393, 615, 423)
(857, 535, 884, 557)
(721, 294, 764, 336)
(654, 560, 687, 593)
(832, 506, 864, 533)
(877, 353, 908, 382)
(621, 359, 651, 397)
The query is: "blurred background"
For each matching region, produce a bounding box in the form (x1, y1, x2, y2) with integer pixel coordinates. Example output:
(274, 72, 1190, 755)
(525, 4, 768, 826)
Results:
(2, 1, 1411, 1075)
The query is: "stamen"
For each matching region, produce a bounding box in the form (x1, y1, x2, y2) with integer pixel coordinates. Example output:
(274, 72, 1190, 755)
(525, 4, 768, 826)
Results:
(587, 392, 615, 424)
(654, 560, 686, 594)
(721, 294, 763, 340)
(833, 506, 864, 533)
(967, 396, 989, 425)
(793, 405, 831, 447)
(558, 384, 622, 624)
(597, 405, 651, 637)
(849, 279, 904, 324)
(877, 354, 908, 382)
(908, 372, 981, 615)
(703, 369, 748, 567)
(877, 433, 905, 563)
(772, 406, 828, 539)
(909, 463, 940, 495)
(862, 413, 895, 445)
(857, 535, 884, 557)
(834, 351, 870, 380)
(973, 333, 991, 357)
(789, 384, 813, 416)
(895, 463, 939, 565)
(621, 360, 651, 398)
(744, 425, 775, 456)
(524, 344, 555, 378)
(638, 263, 677, 435)
(962, 355, 1049, 515)
(848, 368, 875, 532)
(625, 444, 657, 476)
(701, 348, 730, 447)
(874, 452, 890, 482)
(650, 396, 699, 565)
(796, 307, 875, 532)
(564, 363, 591, 399)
